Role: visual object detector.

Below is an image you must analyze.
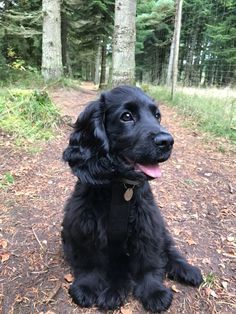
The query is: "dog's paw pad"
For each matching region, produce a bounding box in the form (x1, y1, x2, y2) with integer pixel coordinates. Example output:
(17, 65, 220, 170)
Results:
(141, 288, 173, 312)
(97, 287, 126, 310)
(69, 283, 97, 307)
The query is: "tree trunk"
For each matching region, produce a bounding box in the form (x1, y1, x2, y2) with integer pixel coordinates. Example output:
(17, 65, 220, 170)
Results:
(184, 25, 199, 86)
(112, 0, 136, 86)
(171, 0, 183, 99)
(166, 38, 174, 86)
(99, 43, 107, 88)
(61, 9, 68, 75)
(41, 0, 63, 81)
(94, 43, 102, 85)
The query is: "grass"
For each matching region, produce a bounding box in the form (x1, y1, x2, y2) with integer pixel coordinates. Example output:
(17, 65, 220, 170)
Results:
(0, 69, 82, 149)
(0, 172, 15, 189)
(202, 272, 218, 289)
(0, 88, 61, 144)
(0, 68, 81, 90)
(148, 85, 236, 144)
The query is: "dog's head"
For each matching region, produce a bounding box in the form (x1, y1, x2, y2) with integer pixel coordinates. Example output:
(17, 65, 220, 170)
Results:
(63, 85, 174, 184)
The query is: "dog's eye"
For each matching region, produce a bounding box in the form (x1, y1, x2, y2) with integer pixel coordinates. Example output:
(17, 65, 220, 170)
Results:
(155, 112, 161, 122)
(120, 112, 134, 122)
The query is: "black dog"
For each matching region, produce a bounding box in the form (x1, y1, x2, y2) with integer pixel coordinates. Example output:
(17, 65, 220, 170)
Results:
(62, 85, 203, 312)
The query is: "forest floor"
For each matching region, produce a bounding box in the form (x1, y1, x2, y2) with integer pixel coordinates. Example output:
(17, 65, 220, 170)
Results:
(1, 82, 235, 314)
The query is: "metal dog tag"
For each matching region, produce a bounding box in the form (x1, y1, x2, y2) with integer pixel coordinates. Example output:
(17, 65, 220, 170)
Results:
(124, 188, 133, 201)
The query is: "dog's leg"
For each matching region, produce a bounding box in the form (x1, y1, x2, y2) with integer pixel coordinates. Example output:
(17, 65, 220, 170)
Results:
(62, 239, 107, 308)
(97, 253, 131, 310)
(165, 234, 203, 287)
(69, 270, 107, 308)
(133, 270, 173, 312)
(62, 207, 108, 308)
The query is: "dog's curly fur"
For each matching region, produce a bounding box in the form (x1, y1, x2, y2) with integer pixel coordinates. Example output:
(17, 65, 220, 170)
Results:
(62, 86, 203, 312)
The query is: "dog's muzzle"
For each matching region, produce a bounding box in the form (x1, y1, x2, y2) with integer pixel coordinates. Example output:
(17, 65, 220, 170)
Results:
(154, 131, 174, 151)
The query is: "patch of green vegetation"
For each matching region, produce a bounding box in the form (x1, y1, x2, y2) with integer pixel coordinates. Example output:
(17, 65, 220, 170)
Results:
(0, 88, 61, 143)
(184, 179, 195, 186)
(149, 85, 236, 144)
(0, 172, 15, 189)
(0, 66, 81, 90)
(202, 272, 217, 289)
(0, 67, 45, 89)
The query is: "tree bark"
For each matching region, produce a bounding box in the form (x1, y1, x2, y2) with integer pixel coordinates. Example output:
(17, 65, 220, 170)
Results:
(94, 43, 102, 85)
(166, 37, 174, 86)
(99, 42, 107, 88)
(41, 0, 63, 81)
(61, 9, 68, 75)
(112, 0, 137, 87)
(171, 0, 183, 99)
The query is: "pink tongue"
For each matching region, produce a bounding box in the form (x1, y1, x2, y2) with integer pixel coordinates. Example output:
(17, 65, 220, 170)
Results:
(135, 163, 162, 178)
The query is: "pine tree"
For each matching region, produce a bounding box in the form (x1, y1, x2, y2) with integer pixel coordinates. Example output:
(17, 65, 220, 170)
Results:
(136, 0, 174, 83)
(0, 0, 42, 73)
(62, 0, 114, 82)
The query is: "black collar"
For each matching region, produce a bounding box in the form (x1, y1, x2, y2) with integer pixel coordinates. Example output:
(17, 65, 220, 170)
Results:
(118, 178, 141, 186)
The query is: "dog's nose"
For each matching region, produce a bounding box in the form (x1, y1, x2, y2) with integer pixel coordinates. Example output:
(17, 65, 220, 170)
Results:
(154, 133, 174, 148)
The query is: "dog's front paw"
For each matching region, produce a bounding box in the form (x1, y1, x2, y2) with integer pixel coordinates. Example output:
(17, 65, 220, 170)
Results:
(139, 287, 173, 313)
(168, 261, 203, 287)
(97, 287, 126, 310)
(69, 283, 97, 307)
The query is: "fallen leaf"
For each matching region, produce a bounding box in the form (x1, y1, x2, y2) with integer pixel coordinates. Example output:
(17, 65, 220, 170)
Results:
(221, 281, 228, 290)
(204, 172, 212, 177)
(210, 290, 218, 298)
(0, 239, 8, 249)
(211, 199, 218, 205)
(205, 287, 218, 298)
(171, 285, 181, 293)
(176, 202, 182, 209)
(42, 240, 48, 247)
(64, 273, 73, 283)
(186, 238, 197, 246)
(202, 257, 211, 264)
(222, 252, 236, 258)
(227, 235, 236, 243)
(191, 213, 199, 219)
(0, 252, 10, 262)
(173, 228, 182, 236)
(15, 295, 24, 303)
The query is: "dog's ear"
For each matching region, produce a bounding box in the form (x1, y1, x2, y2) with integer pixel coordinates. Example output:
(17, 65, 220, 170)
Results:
(63, 98, 113, 184)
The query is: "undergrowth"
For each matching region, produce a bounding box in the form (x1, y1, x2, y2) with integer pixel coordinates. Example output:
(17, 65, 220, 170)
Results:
(0, 89, 61, 144)
(0, 68, 80, 90)
(148, 85, 236, 144)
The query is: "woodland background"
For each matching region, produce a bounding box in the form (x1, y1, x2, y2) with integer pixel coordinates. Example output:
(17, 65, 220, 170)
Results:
(0, 1, 236, 313)
(0, 0, 235, 87)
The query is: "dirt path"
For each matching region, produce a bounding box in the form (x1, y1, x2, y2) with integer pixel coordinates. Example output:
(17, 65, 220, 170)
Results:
(0, 83, 235, 314)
